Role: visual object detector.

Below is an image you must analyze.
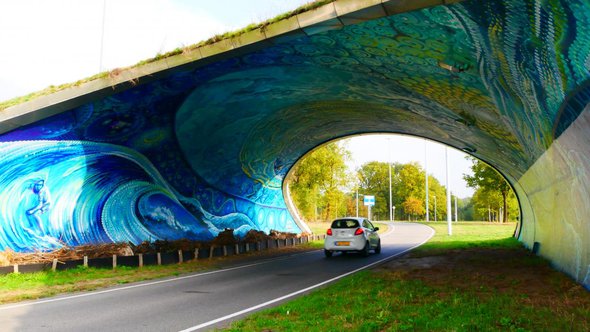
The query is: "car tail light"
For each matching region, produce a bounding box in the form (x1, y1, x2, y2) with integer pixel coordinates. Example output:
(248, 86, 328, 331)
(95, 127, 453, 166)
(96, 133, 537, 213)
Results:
(354, 228, 364, 236)
(327, 229, 333, 236)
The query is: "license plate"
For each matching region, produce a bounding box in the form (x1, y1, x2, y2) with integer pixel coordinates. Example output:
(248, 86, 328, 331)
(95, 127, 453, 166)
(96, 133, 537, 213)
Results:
(335, 241, 350, 246)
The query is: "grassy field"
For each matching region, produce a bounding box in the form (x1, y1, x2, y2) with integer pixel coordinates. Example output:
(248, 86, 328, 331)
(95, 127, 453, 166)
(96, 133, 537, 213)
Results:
(223, 222, 590, 331)
(0, 241, 323, 304)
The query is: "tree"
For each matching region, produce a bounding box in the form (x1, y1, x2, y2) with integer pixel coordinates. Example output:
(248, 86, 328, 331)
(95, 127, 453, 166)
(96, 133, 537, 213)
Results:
(289, 142, 351, 222)
(464, 158, 515, 223)
(458, 197, 474, 221)
(472, 188, 501, 221)
(402, 196, 425, 221)
(357, 161, 392, 219)
(357, 161, 447, 221)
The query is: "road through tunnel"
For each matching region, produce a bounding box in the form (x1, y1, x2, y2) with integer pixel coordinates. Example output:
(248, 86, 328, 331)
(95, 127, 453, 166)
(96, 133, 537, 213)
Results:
(1, 0, 590, 286)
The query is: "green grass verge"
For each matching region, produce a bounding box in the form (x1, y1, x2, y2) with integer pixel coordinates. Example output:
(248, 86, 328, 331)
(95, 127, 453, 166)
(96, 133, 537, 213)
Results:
(0, 240, 323, 304)
(223, 222, 590, 331)
(224, 268, 583, 331)
(414, 221, 520, 252)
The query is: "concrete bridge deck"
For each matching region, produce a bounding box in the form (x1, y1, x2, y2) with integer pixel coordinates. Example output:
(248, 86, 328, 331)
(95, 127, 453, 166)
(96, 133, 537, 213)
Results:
(1, 0, 590, 287)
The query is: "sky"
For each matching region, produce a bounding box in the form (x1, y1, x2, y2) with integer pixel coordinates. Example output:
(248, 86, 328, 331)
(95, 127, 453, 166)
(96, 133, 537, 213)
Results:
(0, 0, 311, 101)
(343, 135, 475, 198)
(0, 0, 474, 198)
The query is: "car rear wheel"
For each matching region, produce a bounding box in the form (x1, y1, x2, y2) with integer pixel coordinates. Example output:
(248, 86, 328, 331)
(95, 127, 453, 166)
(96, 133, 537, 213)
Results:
(375, 240, 381, 254)
(362, 241, 370, 257)
(324, 249, 333, 258)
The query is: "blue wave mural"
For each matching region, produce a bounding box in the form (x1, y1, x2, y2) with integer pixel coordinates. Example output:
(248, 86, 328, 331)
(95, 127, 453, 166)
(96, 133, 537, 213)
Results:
(5, 0, 590, 254)
(0, 141, 258, 252)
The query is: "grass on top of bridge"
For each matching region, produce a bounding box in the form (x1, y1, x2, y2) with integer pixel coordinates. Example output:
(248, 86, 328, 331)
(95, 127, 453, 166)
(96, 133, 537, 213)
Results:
(223, 222, 590, 331)
(0, 0, 336, 112)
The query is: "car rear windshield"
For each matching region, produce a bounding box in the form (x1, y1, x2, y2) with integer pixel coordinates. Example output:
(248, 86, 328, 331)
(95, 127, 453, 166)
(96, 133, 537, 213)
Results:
(331, 219, 360, 229)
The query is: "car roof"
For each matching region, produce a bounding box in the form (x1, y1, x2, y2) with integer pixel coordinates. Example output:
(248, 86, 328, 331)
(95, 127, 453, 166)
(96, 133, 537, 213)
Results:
(333, 217, 365, 222)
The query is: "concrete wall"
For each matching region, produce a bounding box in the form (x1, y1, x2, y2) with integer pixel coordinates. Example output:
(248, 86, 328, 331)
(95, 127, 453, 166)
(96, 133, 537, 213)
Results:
(2, 0, 590, 290)
(519, 107, 590, 287)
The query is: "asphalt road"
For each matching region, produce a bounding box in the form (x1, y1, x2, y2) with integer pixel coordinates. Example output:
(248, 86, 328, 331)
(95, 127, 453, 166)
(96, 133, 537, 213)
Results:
(0, 222, 434, 331)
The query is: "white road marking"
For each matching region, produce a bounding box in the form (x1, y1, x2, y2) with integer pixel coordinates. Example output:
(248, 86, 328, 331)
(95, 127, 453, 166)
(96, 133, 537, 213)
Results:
(0, 250, 318, 311)
(179, 224, 434, 332)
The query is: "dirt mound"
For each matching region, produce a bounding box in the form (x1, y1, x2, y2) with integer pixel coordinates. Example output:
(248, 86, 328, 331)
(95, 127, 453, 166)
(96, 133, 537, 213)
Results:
(243, 230, 269, 243)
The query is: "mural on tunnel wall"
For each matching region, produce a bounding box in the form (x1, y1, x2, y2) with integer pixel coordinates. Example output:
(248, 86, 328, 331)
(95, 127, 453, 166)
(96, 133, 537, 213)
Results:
(0, 99, 294, 252)
(2, 0, 590, 253)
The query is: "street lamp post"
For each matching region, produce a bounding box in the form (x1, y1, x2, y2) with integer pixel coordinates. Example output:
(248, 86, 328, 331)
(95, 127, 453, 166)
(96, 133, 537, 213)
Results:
(356, 187, 359, 217)
(433, 195, 437, 222)
(454, 194, 458, 222)
(389, 161, 392, 222)
(425, 141, 429, 222)
(445, 147, 452, 235)
(388, 138, 393, 223)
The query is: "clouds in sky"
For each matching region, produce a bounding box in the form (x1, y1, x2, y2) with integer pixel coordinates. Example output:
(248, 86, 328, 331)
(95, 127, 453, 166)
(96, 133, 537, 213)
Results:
(0, 0, 261, 101)
(0, 1, 475, 197)
(0, 0, 315, 101)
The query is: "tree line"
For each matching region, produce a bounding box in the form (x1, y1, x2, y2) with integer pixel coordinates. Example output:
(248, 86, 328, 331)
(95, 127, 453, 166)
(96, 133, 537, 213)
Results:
(288, 142, 519, 223)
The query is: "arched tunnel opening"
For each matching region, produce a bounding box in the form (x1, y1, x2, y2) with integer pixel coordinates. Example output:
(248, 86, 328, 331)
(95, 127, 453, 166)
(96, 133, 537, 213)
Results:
(282, 133, 522, 236)
(1, 0, 590, 290)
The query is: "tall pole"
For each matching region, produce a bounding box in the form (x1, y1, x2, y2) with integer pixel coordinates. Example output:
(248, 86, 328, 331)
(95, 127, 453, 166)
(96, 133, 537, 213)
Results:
(434, 195, 437, 221)
(424, 141, 429, 222)
(446, 147, 452, 235)
(454, 194, 458, 222)
(356, 188, 359, 218)
(388, 138, 393, 222)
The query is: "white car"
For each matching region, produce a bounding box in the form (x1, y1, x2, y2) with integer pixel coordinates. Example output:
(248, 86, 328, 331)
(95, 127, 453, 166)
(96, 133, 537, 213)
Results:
(324, 217, 381, 257)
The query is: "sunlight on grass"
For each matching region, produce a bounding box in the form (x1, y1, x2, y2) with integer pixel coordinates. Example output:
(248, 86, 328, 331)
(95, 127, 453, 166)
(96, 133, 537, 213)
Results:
(415, 221, 520, 254)
(223, 222, 590, 331)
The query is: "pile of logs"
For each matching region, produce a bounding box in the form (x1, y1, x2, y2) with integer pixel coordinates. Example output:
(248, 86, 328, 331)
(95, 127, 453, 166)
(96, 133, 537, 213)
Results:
(0, 229, 305, 266)
(0, 243, 134, 266)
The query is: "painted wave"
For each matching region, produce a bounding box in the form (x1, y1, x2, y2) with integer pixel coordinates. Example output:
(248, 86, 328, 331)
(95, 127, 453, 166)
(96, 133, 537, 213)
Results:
(0, 140, 258, 252)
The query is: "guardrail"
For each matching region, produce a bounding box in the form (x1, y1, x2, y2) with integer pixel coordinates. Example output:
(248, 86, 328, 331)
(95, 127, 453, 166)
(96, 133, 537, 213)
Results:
(0, 235, 327, 275)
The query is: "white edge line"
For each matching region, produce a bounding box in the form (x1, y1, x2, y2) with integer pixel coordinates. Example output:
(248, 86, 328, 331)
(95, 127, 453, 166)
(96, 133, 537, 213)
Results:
(0, 250, 319, 311)
(179, 224, 435, 332)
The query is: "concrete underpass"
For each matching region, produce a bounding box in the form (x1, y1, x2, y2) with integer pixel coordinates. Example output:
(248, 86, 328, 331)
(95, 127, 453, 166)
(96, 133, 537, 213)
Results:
(1, 0, 590, 288)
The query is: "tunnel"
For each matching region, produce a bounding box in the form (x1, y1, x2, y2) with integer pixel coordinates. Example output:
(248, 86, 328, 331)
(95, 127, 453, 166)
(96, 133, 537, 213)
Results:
(1, 0, 590, 287)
